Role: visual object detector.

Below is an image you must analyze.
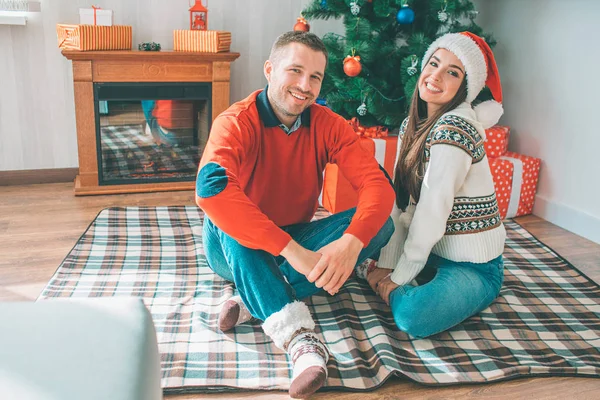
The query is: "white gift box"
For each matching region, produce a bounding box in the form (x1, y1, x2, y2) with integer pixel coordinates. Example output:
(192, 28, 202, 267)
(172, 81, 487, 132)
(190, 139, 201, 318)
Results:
(79, 8, 113, 26)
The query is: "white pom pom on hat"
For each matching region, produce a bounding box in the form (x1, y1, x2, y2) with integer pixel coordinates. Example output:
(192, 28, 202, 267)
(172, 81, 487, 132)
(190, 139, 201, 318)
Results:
(421, 32, 503, 128)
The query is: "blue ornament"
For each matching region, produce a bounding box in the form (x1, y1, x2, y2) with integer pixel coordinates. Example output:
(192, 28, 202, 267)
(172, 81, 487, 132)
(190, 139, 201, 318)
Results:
(396, 5, 415, 24)
(321, 0, 327, 9)
(316, 97, 328, 106)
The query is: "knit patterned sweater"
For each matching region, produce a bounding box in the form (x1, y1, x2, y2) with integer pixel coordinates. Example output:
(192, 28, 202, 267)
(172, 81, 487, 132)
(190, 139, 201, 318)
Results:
(378, 102, 506, 285)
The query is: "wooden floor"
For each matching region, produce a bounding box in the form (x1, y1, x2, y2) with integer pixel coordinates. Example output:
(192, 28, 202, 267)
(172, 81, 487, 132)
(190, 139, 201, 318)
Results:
(1, 182, 599, 399)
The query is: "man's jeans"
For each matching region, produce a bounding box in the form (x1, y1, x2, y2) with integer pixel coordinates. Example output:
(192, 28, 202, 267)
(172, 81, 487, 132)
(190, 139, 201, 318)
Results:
(390, 253, 504, 338)
(203, 208, 394, 321)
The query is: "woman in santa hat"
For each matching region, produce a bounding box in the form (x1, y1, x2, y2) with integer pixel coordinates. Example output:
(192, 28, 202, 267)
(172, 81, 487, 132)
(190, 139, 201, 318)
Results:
(361, 32, 507, 338)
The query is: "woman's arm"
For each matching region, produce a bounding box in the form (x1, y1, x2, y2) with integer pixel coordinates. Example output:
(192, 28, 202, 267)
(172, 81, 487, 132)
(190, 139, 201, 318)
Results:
(390, 144, 472, 285)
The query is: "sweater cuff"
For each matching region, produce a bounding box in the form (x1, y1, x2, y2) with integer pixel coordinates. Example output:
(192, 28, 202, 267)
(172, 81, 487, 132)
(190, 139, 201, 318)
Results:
(265, 230, 293, 256)
(344, 220, 373, 248)
(390, 254, 425, 286)
(377, 236, 402, 270)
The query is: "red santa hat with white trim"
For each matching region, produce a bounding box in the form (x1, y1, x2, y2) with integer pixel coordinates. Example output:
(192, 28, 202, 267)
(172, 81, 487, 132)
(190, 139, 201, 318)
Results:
(421, 31, 503, 129)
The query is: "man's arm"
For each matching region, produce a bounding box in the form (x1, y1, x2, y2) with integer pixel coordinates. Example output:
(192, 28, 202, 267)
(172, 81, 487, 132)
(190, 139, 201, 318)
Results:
(330, 118, 396, 246)
(196, 115, 293, 256)
(306, 114, 396, 293)
(280, 239, 322, 276)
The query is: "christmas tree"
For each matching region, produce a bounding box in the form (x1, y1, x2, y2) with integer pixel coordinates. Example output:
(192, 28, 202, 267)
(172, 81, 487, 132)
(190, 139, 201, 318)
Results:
(301, 0, 495, 130)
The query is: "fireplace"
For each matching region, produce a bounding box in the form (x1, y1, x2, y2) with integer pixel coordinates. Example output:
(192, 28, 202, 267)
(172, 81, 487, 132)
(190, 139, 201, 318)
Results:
(62, 50, 240, 195)
(95, 82, 211, 185)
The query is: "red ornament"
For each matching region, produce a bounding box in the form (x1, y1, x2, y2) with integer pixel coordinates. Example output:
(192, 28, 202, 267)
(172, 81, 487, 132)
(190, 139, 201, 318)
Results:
(293, 17, 310, 32)
(343, 55, 362, 77)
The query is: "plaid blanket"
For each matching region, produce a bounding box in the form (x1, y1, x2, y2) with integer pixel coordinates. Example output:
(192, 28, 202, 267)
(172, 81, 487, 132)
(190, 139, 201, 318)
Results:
(39, 206, 600, 392)
(100, 125, 199, 181)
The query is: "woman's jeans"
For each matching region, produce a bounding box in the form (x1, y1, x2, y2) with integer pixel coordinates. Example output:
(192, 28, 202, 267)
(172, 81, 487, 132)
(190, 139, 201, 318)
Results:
(203, 208, 394, 322)
(390, 253, 504, 338)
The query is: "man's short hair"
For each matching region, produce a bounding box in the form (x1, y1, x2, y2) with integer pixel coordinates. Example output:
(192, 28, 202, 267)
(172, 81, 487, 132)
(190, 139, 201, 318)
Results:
(269, 31, 329, 66)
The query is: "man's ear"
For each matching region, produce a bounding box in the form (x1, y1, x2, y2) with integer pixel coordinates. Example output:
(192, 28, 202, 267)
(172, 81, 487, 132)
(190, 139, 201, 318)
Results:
(264, 60, 272, 81)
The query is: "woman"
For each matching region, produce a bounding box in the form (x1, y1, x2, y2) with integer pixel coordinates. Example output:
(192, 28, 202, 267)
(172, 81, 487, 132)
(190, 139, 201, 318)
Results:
(365, 32, 507, 338)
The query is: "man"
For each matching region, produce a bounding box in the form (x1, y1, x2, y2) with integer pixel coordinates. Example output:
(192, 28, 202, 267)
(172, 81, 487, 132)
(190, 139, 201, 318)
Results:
(196, 31, 394, 399)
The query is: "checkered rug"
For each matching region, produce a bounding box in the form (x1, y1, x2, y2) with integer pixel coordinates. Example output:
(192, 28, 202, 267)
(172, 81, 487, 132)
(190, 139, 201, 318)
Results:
(39, 206, 600, 393)
(100, 125, 199, 180)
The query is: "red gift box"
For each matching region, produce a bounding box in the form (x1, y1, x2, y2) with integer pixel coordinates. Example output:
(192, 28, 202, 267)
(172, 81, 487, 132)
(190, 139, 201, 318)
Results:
(489, 158, 514, 219)
(489, 151, 541, 219)
(484, 125, 510, 158)
(321, 136, 398, 214)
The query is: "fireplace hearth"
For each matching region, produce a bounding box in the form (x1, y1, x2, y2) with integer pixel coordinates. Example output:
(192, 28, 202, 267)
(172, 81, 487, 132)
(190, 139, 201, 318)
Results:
(62, 50, 240, 195)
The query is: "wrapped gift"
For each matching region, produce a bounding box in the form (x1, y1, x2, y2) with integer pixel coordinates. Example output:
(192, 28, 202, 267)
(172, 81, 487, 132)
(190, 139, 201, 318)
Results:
(321, 136, 398, 214)
(489, 158, 514, 219)
(79, 7, 113, 26)
(321, 164, 359, 214)
(489, 151, 541, 219)
(57, 24, 132, 51)
(484, 125, 510, 158)
(173, 30, 232, 53)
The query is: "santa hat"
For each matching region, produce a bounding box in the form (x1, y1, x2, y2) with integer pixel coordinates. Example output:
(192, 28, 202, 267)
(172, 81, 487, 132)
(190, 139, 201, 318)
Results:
(421, 32, 503, 128)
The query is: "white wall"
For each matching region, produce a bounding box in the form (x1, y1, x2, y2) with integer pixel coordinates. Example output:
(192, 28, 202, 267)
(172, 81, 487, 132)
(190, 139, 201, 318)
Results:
(474, 0, 600, 244)
(0, 0, 342, 171)
(5, 0, 598, 243)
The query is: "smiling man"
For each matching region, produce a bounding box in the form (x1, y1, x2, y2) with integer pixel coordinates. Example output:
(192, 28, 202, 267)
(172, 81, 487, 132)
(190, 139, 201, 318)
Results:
(195, 31, 394, 399)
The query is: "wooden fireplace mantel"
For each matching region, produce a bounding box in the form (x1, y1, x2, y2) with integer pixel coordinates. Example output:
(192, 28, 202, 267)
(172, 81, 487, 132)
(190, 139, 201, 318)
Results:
(62, 50, 240, 195)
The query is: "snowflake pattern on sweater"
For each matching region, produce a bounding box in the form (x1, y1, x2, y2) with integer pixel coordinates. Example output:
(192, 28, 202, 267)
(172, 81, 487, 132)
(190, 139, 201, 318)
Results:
(447, 194, 502, 234)
(425, 114, 486, 164)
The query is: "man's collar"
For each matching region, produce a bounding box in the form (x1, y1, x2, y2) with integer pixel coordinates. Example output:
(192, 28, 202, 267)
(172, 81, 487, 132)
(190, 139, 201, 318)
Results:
(256, 86, 311, 128)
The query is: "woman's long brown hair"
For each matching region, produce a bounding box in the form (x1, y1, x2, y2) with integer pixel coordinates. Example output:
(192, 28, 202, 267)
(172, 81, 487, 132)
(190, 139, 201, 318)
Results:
(393, 73, 468, 210)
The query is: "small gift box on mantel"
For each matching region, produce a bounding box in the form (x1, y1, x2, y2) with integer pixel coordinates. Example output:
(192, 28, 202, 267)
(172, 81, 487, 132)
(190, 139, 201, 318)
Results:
(79, 6, 113, 26)
(57, 24, 132, 51)
(173, 30, 232, 52)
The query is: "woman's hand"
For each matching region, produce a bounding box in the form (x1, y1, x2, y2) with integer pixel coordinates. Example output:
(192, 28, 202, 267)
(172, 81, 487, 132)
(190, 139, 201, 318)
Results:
(376, 275, 399, 306)
(367, 267, 392, 293)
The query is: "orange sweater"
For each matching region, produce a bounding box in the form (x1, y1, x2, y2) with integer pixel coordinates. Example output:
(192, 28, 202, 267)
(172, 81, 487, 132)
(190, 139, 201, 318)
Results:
(195, 89, 395, 256)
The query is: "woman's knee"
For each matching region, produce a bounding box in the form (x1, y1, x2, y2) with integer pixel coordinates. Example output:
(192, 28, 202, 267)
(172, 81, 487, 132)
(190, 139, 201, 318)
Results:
(390, 287, 455, 338)
(391, 307, 437, 339)
(390, 289, 432, 338)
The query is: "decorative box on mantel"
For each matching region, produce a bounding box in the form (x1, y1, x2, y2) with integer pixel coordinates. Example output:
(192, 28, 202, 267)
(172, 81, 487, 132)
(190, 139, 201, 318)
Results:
(61, 50, 240, 195)
(79, 7, 113, 26)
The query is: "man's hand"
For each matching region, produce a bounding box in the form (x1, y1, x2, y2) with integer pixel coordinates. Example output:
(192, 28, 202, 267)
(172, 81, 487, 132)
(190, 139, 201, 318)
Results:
(280, 239, 321, 276)
(366, 267, 392, 293)
(376, 275, 399, 306)
(306, 234, 363, 295)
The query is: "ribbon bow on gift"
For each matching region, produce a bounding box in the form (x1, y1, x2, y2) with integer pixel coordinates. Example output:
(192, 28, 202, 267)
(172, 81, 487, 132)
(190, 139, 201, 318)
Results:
(91, 5, 101, 25)
(348, 117, 389, 138)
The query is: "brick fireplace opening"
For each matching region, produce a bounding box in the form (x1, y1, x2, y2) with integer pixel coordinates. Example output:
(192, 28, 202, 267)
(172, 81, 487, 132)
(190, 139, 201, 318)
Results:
(62, 50, 240, 195)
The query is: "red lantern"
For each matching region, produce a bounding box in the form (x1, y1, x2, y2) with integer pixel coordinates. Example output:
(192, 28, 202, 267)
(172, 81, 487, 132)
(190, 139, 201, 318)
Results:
(189, 0, 208, 31)
(343, 55, 362, 77)
(293, 17, 310, 32)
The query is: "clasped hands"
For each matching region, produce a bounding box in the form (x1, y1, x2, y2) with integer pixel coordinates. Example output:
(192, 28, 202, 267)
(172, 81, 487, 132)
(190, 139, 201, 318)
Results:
(281, 233, 363, 296)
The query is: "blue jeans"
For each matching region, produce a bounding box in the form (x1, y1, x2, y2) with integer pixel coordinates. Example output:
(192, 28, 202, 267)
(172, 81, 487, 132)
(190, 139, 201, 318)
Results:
(390, 253, 504, 338)
(203, 208, 394, 321)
